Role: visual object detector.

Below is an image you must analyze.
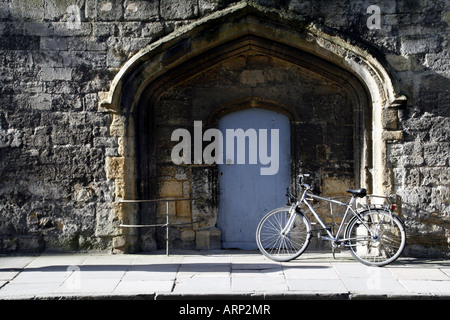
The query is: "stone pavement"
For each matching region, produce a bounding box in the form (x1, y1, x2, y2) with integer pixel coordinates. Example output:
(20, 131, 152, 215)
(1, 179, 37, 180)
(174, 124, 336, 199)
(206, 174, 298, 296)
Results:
(0, 250, 449, 300)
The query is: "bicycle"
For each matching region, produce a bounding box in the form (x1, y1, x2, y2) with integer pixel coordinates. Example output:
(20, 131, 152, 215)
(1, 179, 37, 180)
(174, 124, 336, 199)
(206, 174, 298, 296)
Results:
(256, 174, 406, 267)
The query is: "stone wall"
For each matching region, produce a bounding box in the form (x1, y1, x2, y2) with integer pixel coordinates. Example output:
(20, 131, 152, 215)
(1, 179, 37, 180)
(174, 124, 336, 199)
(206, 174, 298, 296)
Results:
(0, 0, 448, 256)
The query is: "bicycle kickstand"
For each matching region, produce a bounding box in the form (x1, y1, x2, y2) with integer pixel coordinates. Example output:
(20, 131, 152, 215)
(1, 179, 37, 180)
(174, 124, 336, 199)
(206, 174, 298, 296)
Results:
(331, 240, 339, 259)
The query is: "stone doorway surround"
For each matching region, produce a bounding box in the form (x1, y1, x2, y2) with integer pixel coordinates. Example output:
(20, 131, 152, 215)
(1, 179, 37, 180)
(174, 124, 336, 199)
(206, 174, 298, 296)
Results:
(98, 3, 406, 253)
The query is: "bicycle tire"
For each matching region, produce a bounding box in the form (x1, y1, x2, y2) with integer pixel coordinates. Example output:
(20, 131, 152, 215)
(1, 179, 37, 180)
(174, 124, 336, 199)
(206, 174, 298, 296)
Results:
(256, 206, 311, 262)
(345, 209, 406, 267)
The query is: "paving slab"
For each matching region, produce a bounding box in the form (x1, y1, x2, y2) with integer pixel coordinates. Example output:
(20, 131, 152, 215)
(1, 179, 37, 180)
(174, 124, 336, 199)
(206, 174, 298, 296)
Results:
(173, 277, 231, 294)
(340, 275, 408, 295)
(8, 268, 71, 284)
(122, 264, 179, 281)
(286, 279, 348, 293)
(0, 256, 35, 270)
(0, 271, 20, 282)
(57, 278, 121, 295)
(389, 267, 449, 281)
(333, 262, 394, 278)
(399, 280, 450, 295)
(177, 262, 230, 278)
(440, 268, 450, 277)
(231, 275, 288, 292)
(283, 263, 339, 280)
(114, 280, 174, 294)
(0, 281, 63, 298)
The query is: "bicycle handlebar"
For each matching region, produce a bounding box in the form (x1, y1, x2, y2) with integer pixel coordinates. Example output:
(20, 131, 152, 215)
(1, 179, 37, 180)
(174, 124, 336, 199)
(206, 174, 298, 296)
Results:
(285, 174, 311, 203)
(298, 174, 312, 190)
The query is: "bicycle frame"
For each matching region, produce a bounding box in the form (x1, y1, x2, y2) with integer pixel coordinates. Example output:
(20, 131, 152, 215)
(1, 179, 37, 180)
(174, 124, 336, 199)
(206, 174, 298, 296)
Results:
(283, 189, 375, 245)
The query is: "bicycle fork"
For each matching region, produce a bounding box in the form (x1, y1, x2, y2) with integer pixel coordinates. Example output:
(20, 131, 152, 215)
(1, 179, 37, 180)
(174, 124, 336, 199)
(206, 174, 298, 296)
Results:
(280, 204, 299, 236)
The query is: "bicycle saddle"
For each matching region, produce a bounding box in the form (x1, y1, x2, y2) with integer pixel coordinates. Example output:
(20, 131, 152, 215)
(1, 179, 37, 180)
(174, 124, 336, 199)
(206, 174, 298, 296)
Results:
(346, 188, 367, 198)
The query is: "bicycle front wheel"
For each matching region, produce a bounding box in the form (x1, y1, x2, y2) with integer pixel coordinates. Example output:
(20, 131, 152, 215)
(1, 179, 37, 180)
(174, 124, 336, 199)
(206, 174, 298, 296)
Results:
(345, 209, 406, 267)
(256, 207, 311, 262)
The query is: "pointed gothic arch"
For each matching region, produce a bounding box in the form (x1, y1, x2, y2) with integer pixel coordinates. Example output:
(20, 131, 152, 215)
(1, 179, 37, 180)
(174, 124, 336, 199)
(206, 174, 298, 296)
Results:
(100, 3, 406, 252)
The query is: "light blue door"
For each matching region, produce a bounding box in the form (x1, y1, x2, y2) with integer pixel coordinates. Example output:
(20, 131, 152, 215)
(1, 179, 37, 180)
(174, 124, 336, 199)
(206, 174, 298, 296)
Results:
(217, 108, 290, 249)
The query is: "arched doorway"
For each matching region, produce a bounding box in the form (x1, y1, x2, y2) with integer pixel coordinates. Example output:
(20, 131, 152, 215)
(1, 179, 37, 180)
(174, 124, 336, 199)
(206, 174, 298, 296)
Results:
(99, 3, 405, 253)
(217, 108, 290, 249)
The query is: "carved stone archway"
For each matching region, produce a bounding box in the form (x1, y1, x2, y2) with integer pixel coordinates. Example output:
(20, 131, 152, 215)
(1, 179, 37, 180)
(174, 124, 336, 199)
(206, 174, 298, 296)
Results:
(99, 3, 406, 253)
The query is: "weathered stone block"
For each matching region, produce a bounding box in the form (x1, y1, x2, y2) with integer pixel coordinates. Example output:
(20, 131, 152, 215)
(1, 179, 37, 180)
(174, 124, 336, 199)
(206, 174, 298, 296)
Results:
(421, 167, 449, 187)
(44, 0, 84, 21)
(240, 70, 265, 86)
(322, 177, 354, 196)
(176, 200, 191, 217)
(198, 0, 221, 14)
(95, 0, 124, 21)
(40, 67, 72, 81)
(142, 22, 166, 38)
(424, 142, 449, 167)
(180, 229, 195, 242)
(0, 128, 23, 148)
(429, 118, 450, 142)
(382, 108, 399, 130)
(404, 168, 420, 186)
(124, 1, 159, 21)
(161, 0, 198, 20)
(31, 126, 50, 147)
(18, 236, 45, 253)
(110, 114, 126, 136)
(431, 186, 450, 211)
(382, 130, 403, 141)
(9, 0, 45, 21)
(105, 156, 125, 179)
(159, 180, 183, 198)
(157, 201, 176, 217)
(95, 203, 118, 237)
(400, 142, 425, 167)
(400, 36, 440, 55)
(196, 227, 221, 250)
(424, 52, 450, 77)
(40, 37, 68, 51)
(114, 178, 126, 198)
(1, 238, 19, 253)
(112, 235, 127, 248)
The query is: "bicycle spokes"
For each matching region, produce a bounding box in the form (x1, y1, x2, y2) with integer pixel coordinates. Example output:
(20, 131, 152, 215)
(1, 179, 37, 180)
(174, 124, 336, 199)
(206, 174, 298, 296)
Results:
(346, 210, 406, 266)
(256, 208, 311, 262)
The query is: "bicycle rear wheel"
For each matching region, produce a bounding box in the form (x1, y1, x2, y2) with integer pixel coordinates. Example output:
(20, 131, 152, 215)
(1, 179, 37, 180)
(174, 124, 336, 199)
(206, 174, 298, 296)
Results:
(256, 207, 311, 262)
(345, 209, 406, 267)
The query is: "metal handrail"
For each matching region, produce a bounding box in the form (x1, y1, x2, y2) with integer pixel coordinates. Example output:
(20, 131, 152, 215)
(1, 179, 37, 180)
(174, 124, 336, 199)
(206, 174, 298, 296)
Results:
(117, 198, 197, 256)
